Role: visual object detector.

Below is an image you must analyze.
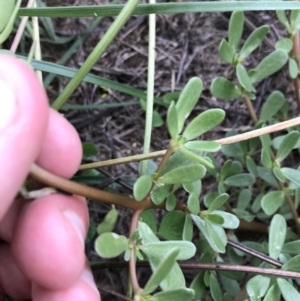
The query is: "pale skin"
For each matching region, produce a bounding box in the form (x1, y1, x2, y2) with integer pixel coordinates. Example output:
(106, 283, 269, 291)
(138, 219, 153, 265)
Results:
(0, 54, 101, 301)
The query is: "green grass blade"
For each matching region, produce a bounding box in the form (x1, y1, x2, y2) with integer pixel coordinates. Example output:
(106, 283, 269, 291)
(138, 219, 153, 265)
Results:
(19, 2, 300, 18)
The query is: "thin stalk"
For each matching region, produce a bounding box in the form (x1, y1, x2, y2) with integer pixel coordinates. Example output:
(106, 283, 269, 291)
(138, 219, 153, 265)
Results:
(155, 145, 173, 176)
(10, 0, 35, 53)
(79, 116, 300, 169)
(292, 32, 300, 112)
(32, 0, 42, 82)
(129, 210, 143, 295)
(51, 0, 139, 110)
(242, 94, 258, 123)
(141, 1, 156, 175)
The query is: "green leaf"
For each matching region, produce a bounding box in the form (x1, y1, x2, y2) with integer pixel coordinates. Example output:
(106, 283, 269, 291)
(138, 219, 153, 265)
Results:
(281, 167, 300, 188)
(205, 214, 225, 225)
(158, 211, 185, 240)
(282, 254, 300, 272)
(144, 248, 180, 294)
(275, 38, 293, 53)
(160, 164, 206, 184)
(208, 193, 229, 212)
(210, 273, 222, 301)
(210, 77, 242, 100)
(237, 189, 252, 210)
(97, 208, 119, 235)
(272, 135, 300, 150)
(133, 175, 152, 201)
(166, 192, 177, 211)
(277, 278, 300, 301)
(261, 191, 284, 216)
(246, 275, 270, 300)
(213, 211, 240, 229)
(183, 180, 202, 197)
(0, 0, 15, 32)
(251, 50, 288, 84)
(187, 193, 200, 214)
(152, 288, 195, 301)
(82, 142, 98, 159)
(183, 214, 193, 241)
(236, 64, 255, 92)
(95, 232, 128, 258)
(232, 209, 254, 222)
(239, 25, 269, 60)
(192, 214, 227, 253)
(142, 241, 196, 261)
(269, 214, 286, 259)
(251, 193, 263, 214)
(182, 109, 225, 141)
(277, 131, 300, 161)
(228, 11, 244, 52)
(282, 240, 300, 255)
(288, 58, 298, 79)
(219, 39, 235, 64)
(276, 10, 289, 29)
(167, 101, 179, 139)
(140, 209, 157, 233)
(259, 91, 286, 122)
(290, 10, 300, 30)
(152, 110, 164, 127)
(185, 141, 221, 152)
(190, 272, 205, 300)
(257, 166, 279, 188)
(261, 148, 272, 169)
(139, 221, 159, 244)
(263, 284, 281, 301)
(85, 220, 97, 243)
(175, 77, 203, 133)
(163, 91, 180, 105)
(179, 147, 215, 169)
(223, 174, 255, 187)
(151, 184, 170, 205)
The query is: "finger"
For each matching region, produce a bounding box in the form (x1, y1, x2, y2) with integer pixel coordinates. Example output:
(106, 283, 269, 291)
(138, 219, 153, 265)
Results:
(0, 55, 48, 220)
(0, 243, 31, 300)
(11, 194, 89, 290)
(32, 263, 100, 301)
(36, 109, 82, 178)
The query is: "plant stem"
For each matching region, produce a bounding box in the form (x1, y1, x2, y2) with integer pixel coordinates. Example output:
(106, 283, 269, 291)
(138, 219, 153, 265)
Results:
(242, 94, 258, 123)
(79, 116, 300, 169)
(51, 0, 139, 110)
(293, 32, 300, 112)
(141, 0, 156, 175)
(155, 145, 173, 176)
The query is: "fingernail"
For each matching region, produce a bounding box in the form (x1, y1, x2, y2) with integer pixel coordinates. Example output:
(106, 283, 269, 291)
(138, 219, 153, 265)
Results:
(63, 210, 85, 246)
(81, 268, 99, 295)
(0, 79, 16, 130)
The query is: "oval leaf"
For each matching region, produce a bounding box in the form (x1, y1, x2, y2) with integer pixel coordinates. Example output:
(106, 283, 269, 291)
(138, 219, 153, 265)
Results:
(210, 272, 222, 301)
(239, 25, 269, 60)
(282, 254, 300, 272)
(275, 38, 293, 53)
(289, 58, 298, 79)
(277, 278, 300, 301)
(95, 232, 128, 258)
(210, 77, 242, 100)
(205, 213, 225, 225)
(261, 191, 284, 216)
(228, 11, 244, 51)
(208, 193, 229, 212)
(182, 109, 225, 141)
(175, 77, 203, 133)
(219, 39, 235, 64)
(259, 91, 286, 122)
(97, 208, 119, 234)
(185, 141, 221, 152)
(183, 214, 193, 241)
(223, 174, 255, 187)
(281, 167, 300, 188)
(152, 288, 195, 301)
(160, 164, 206, 184)
(276, 131, 300, 162)
(187, 193, 200, 214)
(167, 101, 179, 139)
(133, 175, 152, 201)
(144, 248, 180, 294)
(269, 214, 286, 259)
(236, 63, 255, 92)
(246, 275, 270, 299)
(166, 192, 177, 211)
(213, 211, 240, 229)
(251, 49, 288, 84)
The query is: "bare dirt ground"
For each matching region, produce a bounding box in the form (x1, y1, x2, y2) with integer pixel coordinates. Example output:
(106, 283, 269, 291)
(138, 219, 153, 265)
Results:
(36, 1, 295, 299)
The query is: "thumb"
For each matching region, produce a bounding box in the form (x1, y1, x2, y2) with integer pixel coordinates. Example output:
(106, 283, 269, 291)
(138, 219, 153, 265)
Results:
(0, 55, 48, 220)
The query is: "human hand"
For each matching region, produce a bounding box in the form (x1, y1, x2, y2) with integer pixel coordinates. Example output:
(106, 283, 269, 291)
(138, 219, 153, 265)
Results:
(0, 54, 100, 301)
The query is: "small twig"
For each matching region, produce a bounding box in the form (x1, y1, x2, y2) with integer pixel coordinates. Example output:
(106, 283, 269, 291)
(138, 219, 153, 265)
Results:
(98, 286, 133, 301)
(227, 239, 282, 268)
(242, 94, 258, 124)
